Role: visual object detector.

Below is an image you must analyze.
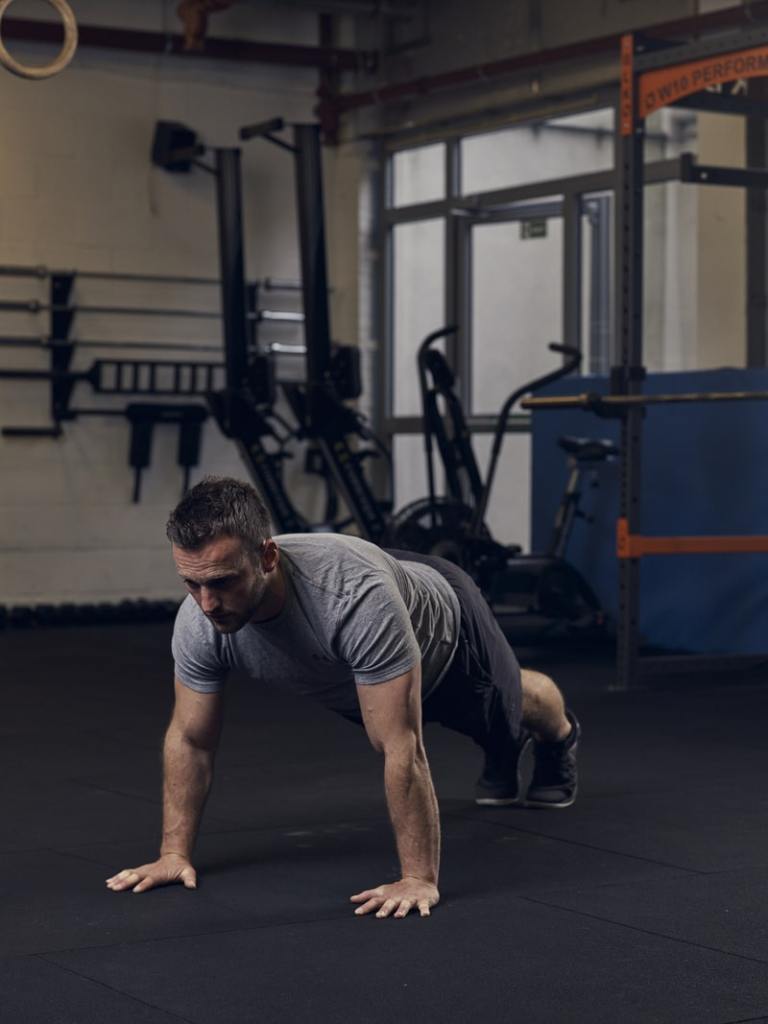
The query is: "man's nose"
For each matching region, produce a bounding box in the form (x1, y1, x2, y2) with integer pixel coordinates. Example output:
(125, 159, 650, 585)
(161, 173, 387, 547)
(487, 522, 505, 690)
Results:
(200, 587, 220, 613)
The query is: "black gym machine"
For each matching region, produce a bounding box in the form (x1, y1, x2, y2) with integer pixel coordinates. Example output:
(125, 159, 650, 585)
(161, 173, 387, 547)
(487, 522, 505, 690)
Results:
(389, 329, 617, 640)
(152, 119, 376, 536)
(235, 117, 615, 641)
(236, 117, 394, 543)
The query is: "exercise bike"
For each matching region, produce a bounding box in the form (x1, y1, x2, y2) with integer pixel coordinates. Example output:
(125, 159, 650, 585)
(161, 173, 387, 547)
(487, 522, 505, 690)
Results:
(389, 330, 618, 642)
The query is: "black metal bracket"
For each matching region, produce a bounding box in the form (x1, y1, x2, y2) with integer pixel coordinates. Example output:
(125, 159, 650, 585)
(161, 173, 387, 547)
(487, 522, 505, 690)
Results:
(126, 403, 208, 503)
(50, 272, 76, 423)
(680, 154, 768, 188)
(0, 357, 225, 436)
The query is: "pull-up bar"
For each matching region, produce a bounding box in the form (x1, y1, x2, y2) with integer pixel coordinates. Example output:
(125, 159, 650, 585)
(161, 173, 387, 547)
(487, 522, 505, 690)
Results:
(522, 389, 768, 413)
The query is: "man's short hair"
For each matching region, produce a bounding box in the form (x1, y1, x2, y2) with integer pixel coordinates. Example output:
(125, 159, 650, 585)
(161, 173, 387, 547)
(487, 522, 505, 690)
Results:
(166, 476, 272, 560)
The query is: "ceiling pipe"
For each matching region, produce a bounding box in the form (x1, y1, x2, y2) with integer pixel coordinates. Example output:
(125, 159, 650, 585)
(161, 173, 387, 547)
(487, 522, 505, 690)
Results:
(254, 0, 420, 16)
(324, 0, 768, 118)
(0, 15, 377, 71)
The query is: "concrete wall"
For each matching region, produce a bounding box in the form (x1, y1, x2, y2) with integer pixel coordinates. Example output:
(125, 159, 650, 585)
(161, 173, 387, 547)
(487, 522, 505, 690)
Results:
(0, 2, 323, 605)
(696, 111, 747, 369)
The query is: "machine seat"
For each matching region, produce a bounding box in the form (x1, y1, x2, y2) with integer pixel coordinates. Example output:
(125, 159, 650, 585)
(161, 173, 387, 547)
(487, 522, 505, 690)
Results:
(557, 436, 619, 462)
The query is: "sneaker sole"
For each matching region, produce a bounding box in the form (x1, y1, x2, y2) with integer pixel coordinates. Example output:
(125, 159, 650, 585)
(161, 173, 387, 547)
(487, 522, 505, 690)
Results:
(474, 795, 525, 807)
(524, 786, 578, 810)
(474, 735, 533, 807)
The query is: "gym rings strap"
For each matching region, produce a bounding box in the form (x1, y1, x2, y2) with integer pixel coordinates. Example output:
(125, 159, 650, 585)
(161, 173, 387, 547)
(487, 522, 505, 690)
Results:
(0, 0, 78, 80)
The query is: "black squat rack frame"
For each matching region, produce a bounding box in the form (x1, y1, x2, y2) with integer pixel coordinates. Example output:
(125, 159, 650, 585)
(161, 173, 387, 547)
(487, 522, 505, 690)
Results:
(524, 25, 768, 689)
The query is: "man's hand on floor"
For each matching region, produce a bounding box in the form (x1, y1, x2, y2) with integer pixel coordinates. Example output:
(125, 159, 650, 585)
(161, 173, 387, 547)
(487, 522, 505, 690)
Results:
(106, 853, 197, 893)
(350, 877, 439, 918)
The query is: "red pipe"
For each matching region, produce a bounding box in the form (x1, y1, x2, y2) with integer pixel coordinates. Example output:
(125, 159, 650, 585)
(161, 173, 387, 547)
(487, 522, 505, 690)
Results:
(0, 16, 377, 72)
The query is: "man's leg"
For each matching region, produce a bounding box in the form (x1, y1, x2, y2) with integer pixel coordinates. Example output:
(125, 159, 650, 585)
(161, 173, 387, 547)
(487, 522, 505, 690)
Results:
(388, 550, 580, 808)
(520, 668, 570, 742)
(519, 668, 580, 809)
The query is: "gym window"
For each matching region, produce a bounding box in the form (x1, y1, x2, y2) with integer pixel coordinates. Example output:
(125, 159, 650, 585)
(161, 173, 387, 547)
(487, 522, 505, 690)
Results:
(390, 142, 447, 207)
(380, 101, 619, 531)
(460, 108, 615, 195)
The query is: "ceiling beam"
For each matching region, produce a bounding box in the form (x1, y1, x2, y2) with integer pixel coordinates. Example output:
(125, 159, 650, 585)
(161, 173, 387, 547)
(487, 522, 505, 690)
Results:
(0, 17, 377, 72)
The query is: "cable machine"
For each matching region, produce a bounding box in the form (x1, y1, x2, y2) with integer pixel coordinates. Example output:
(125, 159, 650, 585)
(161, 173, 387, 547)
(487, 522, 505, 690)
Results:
(239, 118, 392, 543)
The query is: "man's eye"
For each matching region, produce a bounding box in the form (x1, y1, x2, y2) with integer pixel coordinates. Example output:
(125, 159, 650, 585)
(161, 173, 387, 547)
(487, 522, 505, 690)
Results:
(208, 578, 235, 590)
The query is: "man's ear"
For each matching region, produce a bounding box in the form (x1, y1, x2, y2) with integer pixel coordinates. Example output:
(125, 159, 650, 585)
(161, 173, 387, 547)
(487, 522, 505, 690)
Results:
(261, 538, 279, 573)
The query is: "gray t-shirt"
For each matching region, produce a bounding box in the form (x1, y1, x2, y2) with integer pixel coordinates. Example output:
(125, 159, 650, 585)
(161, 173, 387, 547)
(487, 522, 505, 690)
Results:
(172, 533, 460, 717)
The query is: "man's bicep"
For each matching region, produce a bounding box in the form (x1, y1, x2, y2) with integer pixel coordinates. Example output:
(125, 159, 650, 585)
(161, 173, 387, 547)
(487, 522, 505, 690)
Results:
(171, 677, 225, 749)
(355, 666, 422, 754)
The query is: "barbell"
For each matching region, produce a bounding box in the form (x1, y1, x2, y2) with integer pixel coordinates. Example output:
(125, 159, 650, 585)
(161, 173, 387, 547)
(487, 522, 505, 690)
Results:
(521, 390, 768, 414)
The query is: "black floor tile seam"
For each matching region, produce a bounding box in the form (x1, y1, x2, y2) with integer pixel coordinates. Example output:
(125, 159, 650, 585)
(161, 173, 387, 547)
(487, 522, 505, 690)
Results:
(82, 734, 168, 755)
(61, 778, 167, 810)
(61, 777, 250, 831)
(33, 908, 366, 961)
(34, 844, 162, 873)
(51, 813, 396, 865)
(518, 893, 768, 970)
(718, 1015, 768, 1024)
(449, 808, 710, 875)
(28, 954, 198, 1024)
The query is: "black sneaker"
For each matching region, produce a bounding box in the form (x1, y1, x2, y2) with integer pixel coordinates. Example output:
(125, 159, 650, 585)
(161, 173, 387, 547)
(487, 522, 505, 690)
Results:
(475, 731, 532, 806)
(525, 710, 580, 809)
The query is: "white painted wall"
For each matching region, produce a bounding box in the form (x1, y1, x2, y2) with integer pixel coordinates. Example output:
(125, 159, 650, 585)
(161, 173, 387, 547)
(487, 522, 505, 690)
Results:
(696, 111, 747, 369)
(0, 3, 323, 604)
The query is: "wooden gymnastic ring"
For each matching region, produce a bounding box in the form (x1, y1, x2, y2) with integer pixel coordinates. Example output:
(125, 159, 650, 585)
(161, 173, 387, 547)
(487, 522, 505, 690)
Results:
(0, 0, 78, 80)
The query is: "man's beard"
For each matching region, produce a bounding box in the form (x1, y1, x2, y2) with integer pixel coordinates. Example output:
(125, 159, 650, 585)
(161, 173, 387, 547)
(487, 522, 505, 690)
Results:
(207, 579, 269, 632)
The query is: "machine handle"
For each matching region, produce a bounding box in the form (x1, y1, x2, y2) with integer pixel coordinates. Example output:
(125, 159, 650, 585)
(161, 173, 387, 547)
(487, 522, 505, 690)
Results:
(472, 342, 582, 534)
(239, 118, 285, 141)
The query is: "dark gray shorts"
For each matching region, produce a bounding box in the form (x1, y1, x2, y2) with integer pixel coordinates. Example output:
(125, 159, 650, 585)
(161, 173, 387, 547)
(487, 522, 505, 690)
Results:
(386, 550, 524, 758)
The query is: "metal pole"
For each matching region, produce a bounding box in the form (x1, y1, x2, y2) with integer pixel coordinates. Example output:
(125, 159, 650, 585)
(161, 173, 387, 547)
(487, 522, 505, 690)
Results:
(562, 190, 582, 355)
(292, 123, 333, 399)
(615, 34, 645, 692)
(747, 77, 768, 369)
(214, 148, 250, 393)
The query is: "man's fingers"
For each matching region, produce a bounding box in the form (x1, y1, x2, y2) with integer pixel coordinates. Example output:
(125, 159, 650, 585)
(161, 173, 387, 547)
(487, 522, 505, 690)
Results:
(394, 899, 414, 918)
(106, 858, 197, 894)
(132, 875, 156, 894)
(105, 869, 132, 885)
(106, 869, 138, 891)
(352, 885, 436, 918)
(350, 889, 381, 903)
(354, 898, 382, 916)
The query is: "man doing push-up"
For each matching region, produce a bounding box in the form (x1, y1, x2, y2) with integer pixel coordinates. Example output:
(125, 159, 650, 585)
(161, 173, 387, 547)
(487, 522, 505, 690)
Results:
(107, 476, 580, 919)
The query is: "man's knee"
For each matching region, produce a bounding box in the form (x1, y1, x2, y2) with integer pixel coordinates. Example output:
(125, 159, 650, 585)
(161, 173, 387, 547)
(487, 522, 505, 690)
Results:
(521, 668, 558, 710)
(520, 669, 570, 741)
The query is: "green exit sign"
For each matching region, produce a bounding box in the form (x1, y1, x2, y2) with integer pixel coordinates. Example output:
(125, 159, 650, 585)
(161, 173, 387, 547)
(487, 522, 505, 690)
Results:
(521, 218, 548, 240)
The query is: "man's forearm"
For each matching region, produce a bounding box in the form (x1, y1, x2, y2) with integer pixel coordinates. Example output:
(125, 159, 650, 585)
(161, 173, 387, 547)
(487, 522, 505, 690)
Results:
(383, 743, 440, 884)
(160, 726, 216, 859)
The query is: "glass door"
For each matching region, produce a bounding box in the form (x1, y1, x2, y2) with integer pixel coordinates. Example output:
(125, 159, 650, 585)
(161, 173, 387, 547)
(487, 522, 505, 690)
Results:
(461, 201, 565, 548)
